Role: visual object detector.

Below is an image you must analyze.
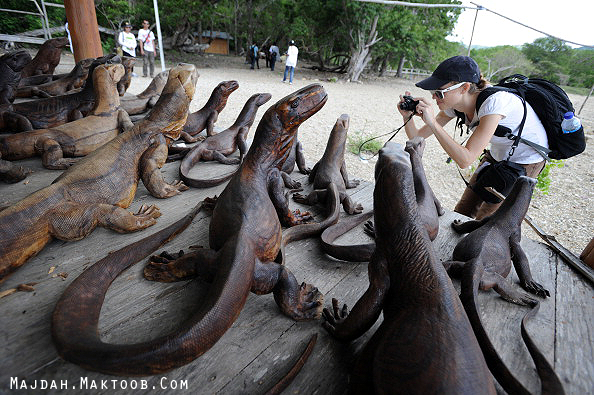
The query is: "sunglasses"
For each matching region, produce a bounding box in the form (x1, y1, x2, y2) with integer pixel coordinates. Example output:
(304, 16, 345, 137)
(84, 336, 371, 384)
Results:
(430, 82, 466, 99)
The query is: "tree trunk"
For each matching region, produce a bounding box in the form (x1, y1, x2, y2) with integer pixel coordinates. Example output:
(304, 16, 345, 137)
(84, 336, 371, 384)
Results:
(396, 55, 405, 78)
(378, 54, 390, 77)
(345, 15, 381, 82)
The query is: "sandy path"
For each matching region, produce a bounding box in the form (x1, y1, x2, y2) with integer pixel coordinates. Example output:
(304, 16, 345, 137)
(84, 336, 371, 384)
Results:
(100, 53, 594, 256)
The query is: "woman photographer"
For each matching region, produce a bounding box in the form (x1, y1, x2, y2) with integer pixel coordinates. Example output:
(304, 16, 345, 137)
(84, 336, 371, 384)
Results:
(399, 55, 548, 220)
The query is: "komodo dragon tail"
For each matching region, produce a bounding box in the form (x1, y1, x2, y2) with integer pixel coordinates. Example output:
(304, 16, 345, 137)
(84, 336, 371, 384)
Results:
(51, 200, 243, 376)
(179, 144, 239, 188)
(460, 260, 565, 395)
(264, 334, 318, 395)
(320, 210, 375, 262)
(279, 183, 341, 263)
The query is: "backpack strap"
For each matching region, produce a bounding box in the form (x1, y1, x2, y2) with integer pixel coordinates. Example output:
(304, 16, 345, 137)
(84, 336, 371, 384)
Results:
(475, 85, 552, 161)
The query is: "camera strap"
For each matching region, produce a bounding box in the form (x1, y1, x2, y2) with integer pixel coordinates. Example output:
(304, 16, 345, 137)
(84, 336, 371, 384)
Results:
(357, 113, 414, 161)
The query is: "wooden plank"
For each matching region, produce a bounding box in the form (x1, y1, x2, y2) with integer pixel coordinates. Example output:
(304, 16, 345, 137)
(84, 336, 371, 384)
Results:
(554, 252, 594, 394)
(0, 34, 46, 45)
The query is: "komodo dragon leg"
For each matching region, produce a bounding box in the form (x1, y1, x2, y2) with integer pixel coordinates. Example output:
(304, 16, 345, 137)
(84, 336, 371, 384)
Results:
(144, 250, 324, 321)
(205, 111, 218, 137)
(118, 109, 135, 133)
(269, 168, 313, 226)
(236, 126, 249, 162)
(140, 134, 189, 198)
(3, 112, 33, 132)
(510, 230, 550, 297)
(211, 150, 240, 165)
(0, 155, 31, 183)
(38, 137, 79, 169)
(340, 162, 359, 189)
(281, 172, 302, 189)
(294, 189, 362, 215)
(49, 202, 161, 240)
(451, 217, 490, 234)
(294, 141, 311, 174)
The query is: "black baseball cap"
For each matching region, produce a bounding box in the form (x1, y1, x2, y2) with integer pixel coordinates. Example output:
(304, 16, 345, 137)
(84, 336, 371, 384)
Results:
(416, 56, 480, 90)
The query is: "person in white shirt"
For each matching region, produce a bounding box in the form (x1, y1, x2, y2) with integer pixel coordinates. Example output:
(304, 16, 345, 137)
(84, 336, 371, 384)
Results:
(137, 19, 158, 78)
(118, 22, 137, 57)
(282, 40, 298, 84)
(400, 55, 548, 219)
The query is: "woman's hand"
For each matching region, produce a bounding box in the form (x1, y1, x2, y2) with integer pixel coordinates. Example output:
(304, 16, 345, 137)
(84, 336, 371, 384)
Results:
(397, 91, 415, 118)
(415, 97, 436, 128)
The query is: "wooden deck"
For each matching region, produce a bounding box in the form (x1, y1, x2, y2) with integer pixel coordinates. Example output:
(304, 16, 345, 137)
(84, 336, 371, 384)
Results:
(0, 153, 592, 394)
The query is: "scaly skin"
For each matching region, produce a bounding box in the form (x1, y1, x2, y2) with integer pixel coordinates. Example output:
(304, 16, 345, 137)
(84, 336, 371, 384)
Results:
(323, 141, 495, 395)
(0, 63, 130, 181)
(0, 63, 197, 282)
(15, 58, 94, 98)
(443, 176, 562, 395)
(20, 37, 69, 78)
(178, 80, 239, 142)
(293, 114, 363, 214)
(49, 84, 332, 377)
(178, 92, 272, 187)
(120, 70, 169, 115)
(0, 54, 118, 132)
(0, 50, 32, 104)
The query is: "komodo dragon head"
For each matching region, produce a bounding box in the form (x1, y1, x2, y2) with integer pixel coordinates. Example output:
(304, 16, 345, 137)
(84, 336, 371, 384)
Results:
(493, 175, 536, 227)
(373, 141, 418, 238)
(144, 63, 199, 141)
(322, 113, 350, 161)
(0, 50, 32, 72)
(213, 80, 239, 111)
(248, 83, 327, 169)
(70, 58, 94, 88)
(46, 37, 70, 49)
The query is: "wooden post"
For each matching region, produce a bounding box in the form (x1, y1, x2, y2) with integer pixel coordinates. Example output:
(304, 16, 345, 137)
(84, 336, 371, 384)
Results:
(64, 0, 103, 62)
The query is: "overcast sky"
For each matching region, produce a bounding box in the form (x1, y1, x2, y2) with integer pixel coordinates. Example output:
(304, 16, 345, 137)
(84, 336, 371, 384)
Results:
(447, 0, 594, 48)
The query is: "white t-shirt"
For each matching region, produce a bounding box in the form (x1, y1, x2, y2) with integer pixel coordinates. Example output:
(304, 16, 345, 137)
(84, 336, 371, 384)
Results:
(286, 45, 298, 67)
(118, 31, 137, 57)
(444, 90, 548, 164)
(137, 29, 156, 52)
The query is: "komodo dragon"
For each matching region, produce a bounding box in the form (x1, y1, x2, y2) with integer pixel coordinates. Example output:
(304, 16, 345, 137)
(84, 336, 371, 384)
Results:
(293, 114, 362, 214)
(178, 92, 272, 187)
(0, 50, 32, 104)
(319, 136, 444, 262)
(443, 176, 564, 395)
(178, 80, 239, 143)
(0, 63, 131, 182)
(117, 56, 135, 96)
(0, 63, 196, 282)
(323, 141, 496, 395)
(0, 54, 118, 132)
(20, 37, 70, 78)
(15, 57, 94, 98)
(51, 84, 337, 376)
(279, 128, 310, 189)
(120, 70, 169, 115)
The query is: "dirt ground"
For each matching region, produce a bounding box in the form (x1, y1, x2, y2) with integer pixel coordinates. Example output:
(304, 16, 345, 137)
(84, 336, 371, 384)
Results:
(59, 52, 594, 257)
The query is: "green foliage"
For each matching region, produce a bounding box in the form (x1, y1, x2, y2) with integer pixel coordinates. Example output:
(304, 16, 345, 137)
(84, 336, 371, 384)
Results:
(347, 130, 383, 156)
(536, 160, 564, 195)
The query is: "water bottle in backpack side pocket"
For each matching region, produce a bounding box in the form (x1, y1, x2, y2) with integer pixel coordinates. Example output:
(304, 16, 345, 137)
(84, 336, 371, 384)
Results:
(561, 111, 582, 133)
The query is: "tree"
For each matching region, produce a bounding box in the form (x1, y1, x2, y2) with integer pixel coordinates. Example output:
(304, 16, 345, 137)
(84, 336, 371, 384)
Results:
(471, 46, 533, 81)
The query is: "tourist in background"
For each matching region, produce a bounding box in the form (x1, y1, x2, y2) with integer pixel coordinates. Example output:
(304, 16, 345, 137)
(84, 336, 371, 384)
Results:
(269, 43, 280, 71)
(118, 22, 137, 57)
(282, 40, 298, 84)
(137, 19, 158, 78)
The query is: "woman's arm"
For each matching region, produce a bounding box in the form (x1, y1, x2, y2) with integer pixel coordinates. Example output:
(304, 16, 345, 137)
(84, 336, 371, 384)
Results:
(416, 96, 503, 168)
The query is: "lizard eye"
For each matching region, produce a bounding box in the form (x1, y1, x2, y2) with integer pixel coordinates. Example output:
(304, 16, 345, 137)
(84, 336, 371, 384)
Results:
(291, 99, 300, 109)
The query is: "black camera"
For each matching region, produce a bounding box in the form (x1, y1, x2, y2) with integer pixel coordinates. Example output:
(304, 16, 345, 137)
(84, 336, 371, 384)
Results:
(399, 95, 419, 112)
